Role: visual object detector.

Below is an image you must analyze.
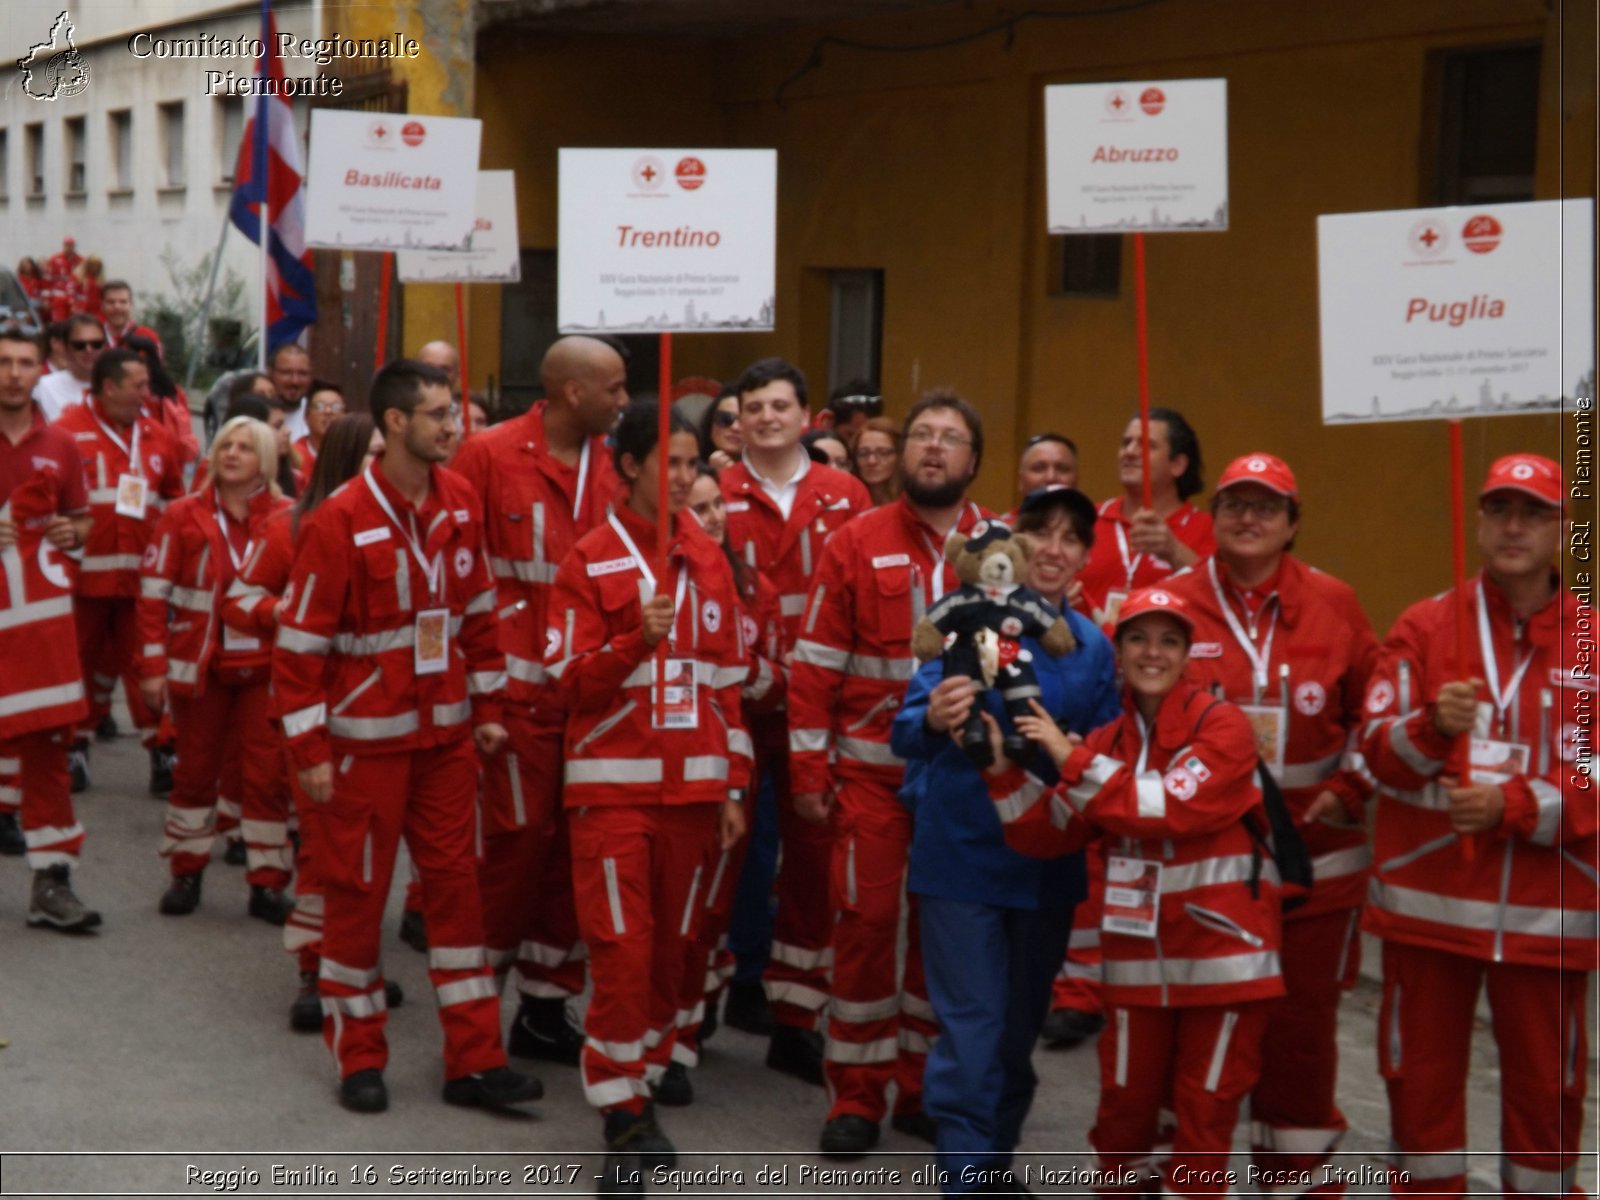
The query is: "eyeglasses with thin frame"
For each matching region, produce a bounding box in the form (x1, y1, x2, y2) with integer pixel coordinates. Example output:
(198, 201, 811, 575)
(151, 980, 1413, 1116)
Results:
(855, 446, 896, 461)
(906, 428, 972, 450)
(1215, 494, 1289, 520)
(411, 404, 458, 424)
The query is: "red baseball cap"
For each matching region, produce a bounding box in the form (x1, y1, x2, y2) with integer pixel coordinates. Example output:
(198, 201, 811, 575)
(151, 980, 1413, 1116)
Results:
(63, 236, 76, 245)
(1215, 452, 1298, 501)
(1480, 454, 1562, 507)
(1114, 586, 1196, 637)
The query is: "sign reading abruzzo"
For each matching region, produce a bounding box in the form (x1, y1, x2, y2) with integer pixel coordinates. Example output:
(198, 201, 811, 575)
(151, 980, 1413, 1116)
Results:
(1317, 199, 1596, 424)
(558, 149, 777, 333)
(1045, 79, 1228, 233)
(304, 109, 482, 252)
(397, 171, 522, 283)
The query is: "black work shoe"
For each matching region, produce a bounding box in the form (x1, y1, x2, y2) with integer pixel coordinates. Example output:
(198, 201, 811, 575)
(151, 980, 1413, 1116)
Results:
(339, 1068, 388, 1114)
(398, 908, 428, 953)
(385, 979, 404, 1008)
(596, 1153, 645, 1196)
(27, 865, 102, 932)
(148, 746, 175, 796)
(891, 1110, 938, 1144)
(68, 741, 90, 794)
(159, 872, 203, 916)
(248, 885, 294, 926)
(722, 979, 773, 1035)
(651, 1061, 693, 1107)
(222, 839, 246, 866)
(442, 1065, 543, 1110)
(95, 714, 119, 741)
(0, 811, 25, 857)
(819, 1113, 880, 1159)
(1040, 1007, 1105, 1048)
(765, 1024, 824, 1086)
(290, 973, 322, 1033)
(603, 1103, 676, 1169)
(507, 996, 583, 1065)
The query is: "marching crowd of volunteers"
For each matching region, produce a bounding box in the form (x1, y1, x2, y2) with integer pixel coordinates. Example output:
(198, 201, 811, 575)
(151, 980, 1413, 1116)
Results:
(0, 311, 1590, 1199)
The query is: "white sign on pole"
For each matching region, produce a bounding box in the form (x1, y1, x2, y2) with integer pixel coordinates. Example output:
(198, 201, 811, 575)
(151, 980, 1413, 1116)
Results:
(1318, 199, 1595, 425)
(397, 171, 521, 283)
(1045, 79, 1228, 234)
(304, 110, 482, 252)
(557, 149, 776, 333)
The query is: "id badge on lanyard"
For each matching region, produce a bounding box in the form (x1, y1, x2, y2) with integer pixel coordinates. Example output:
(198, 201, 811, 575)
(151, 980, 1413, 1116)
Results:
(1103, 855, 1162, 938)
(415, 608, 450, 675)
(654, 658, 699, 729)
(1469, 737, 1529, 785)
(1239, 705, 1287, 772)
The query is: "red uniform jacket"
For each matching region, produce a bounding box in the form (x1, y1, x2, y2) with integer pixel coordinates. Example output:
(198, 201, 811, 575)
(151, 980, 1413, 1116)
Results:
(451, 404, 618, 737)
(56, 400, 184, 598)
(787, 495, 988, 795)
(1165, 554, 1379, 917)
(138, 486, 289, 697)
(1360, 573, 1598, 971)
(546, 503, 751, 809)
(719, 456, 871, 650)
(272, 462, 504, 770)
(989, 681, 1284, 1008)
(221, 506, 295, 644)
(0, 468, 88, 737)
(1078, 496, 1216, 627)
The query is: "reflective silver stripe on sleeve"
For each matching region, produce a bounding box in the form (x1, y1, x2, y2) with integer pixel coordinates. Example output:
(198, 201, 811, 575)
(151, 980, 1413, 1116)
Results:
(792, 639, 849, 672)
(465, 587, 496, 616)
(726, 728, 753, 760)
(1377, 782, 1449, 811)
(1275, 748, 1344, 790)
(294, 573, 316, 624)
(328, 712, 420, 740)
(1135, 770, 1166, 819)
(779, 593, 808, 617)
(436, 976, 497, 1008)
(566, 758, 664, 786)
(167, 660, 200, 685)
(835, 736, 902, 768)
(1368, 880, 1598, 940)
(1066, 753, 1121, 813)
(142, 642, 165, 658)
(1388, 719, 1444, 777)
(1103, 950, 1281, 989)
(790, 728, 830, 754)
(505, 654, 547, 685)
(1311, 843, 1372, 881)
(683, 755, 729, 783)
(140, 576, 171, 600)
(282, 703, 328, 739)
(744, 657, 775, 701)
(277, 625, 332, 655)
(432, 700, 471, 727)
(467, 671, 505, 696)
(168, 584, 212, 613)
(1527, 779, 1563, 847)
(994, 775, 1044, 824)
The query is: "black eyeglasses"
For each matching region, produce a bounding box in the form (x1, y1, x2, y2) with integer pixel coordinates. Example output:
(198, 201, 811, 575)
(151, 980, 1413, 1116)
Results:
(69, 338, 106, 351)
(712, 411, 738, 428)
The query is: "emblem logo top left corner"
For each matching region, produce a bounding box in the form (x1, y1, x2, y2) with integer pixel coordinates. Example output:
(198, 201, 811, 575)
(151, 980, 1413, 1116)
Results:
(19, 11, 90, 101)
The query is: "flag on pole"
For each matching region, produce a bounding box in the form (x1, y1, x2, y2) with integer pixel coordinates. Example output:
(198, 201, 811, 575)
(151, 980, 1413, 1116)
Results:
(229, 0, 316, 352)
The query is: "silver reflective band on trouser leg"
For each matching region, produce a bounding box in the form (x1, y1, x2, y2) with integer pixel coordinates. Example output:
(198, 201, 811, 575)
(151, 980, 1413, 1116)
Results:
(1501, 1160, 1578, 1195)
(428, 945, 487, 971)
(829, 994, 899, 1022)
(319, 957, 381, 989)
(1388, 1147, 1466, 1181)
(1250, 1122, 1344, 1153)
(436, 976, 497, 1008)
(321, 989, 387, 1019)
(823, 1035, 898, 1064)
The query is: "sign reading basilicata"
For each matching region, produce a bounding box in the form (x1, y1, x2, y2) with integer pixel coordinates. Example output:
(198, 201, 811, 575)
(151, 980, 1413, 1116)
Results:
(557, 149, 777, 334)
(1044, 79, 1228, 233)
(1317, 199, 1595, 425)
(303, 109, 482, 252)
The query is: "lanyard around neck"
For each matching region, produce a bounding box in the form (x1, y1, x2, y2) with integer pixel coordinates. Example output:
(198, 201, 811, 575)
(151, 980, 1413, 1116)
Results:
(607, 509, 689, 644)
(363, 465, 442, 600)
(1476, 582, 1535, 727)
(1207, 557, 1279, 696)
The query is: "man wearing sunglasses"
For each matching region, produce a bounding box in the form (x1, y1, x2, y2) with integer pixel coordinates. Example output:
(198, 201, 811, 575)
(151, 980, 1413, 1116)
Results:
(32, 314, 106, 422)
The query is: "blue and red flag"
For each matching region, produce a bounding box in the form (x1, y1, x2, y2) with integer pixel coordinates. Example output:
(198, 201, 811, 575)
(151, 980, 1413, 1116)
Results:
(230, 0, 316, 352)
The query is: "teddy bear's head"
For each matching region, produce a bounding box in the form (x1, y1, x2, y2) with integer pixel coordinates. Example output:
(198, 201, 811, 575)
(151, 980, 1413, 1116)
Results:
(944, 521, 1030, 588)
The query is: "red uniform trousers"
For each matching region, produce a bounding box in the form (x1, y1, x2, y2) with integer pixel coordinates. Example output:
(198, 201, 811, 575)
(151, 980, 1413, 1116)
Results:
(1249, 908, 1363, 1192)
(570, 804, 720, 1112)
(1092, 1001, 1273, 1199)
(1378, 941, 1589, 1198)
(685, 822, 751, 1050)
(0, 729, 83, 869)
(762, 739, 836, 1030)
(1052, 850, 1106, 1016)
(76, 596, 154, 740)
(823, 776, 935, 1123)
(283, 764, 324, 974)
(162, 681, 290, 888)
(477, 714, 582, 997)
(318, 739, 504, 1082)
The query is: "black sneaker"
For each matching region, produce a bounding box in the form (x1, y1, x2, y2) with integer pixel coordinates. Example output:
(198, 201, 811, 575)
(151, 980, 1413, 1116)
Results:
(248, 885, 294, 926)
(0, 811, 25, 857)
(652, 1061, 693, 1107)
(339, 1068, 388, 1114)
(1040, 1007, 1104, 1048)
(222, 839, 247, 866)
(148, 746, 175, 796)
(891, 1110, 938, 1144)
(819, 1113, 880, 1159)
(765, 1024, 824, 1086)
(603, 1103, 676, 1169)
(442, 1066, 543, 1110)
(398, 908, 428, 953)
(68, 741, 90, 794)
(159, 872, 203, 916)
(95, 714, 119, 741)
(723, 980, 773, 1035)
(507, 996, 584, 1065)
(290, 973, 321, 1032)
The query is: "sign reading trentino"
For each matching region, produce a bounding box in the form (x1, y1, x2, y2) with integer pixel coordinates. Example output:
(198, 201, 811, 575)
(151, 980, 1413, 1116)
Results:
(397, 171, 521, 283)
(1317, 199, 1596, 424)
(1045, 79, 1228, 233)
(304, 110, 482, 252)
(558, 149, 777, 333)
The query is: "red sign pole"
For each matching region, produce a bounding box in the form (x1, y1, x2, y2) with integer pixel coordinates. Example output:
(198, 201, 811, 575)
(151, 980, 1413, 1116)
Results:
(655, 332, 673, 725)
(1449, 419, 1476, 861)
(454, 281, 470, 433)
(1134, 231, 1152, 509)
(373, 253, 393, 372)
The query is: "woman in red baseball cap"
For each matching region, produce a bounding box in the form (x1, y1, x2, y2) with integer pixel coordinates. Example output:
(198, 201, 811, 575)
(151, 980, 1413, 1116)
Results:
(981, 586, 1284, 1199)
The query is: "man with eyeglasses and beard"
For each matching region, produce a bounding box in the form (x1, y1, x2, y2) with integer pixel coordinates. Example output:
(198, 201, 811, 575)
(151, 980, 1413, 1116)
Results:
(32, 314, 106, 422)
(788, 388, 990, 1157)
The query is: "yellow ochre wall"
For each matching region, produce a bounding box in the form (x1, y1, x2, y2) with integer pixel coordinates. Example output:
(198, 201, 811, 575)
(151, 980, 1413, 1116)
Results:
(468, 0, 1592, 631)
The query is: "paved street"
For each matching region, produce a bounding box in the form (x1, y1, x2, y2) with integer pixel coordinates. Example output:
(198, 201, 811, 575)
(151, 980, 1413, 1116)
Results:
(0, 725, 1593, 1198)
